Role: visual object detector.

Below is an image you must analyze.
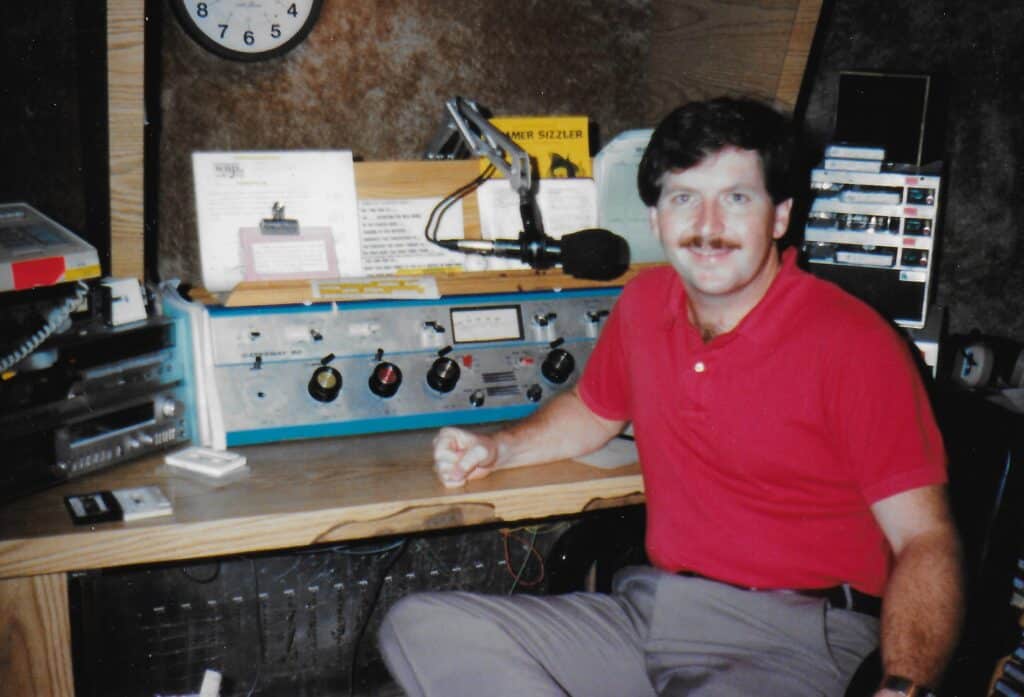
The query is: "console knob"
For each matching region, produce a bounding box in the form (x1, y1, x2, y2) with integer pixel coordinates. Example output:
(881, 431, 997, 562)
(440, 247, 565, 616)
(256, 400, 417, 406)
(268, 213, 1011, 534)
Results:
(533, 312, 557, 327)
(469, 389, 486, 407)
(427, 356, 461, 393)
(369, 362, 403, 398)
(541, 347, 575, 384)
(158, 397, 179, 418)
(526, 383, 543, 402)
(308, 365, 343, 402)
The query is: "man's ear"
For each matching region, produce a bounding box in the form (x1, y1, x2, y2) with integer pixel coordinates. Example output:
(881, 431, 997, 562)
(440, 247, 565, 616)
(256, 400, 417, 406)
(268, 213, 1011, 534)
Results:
(773, 198, 793, 240)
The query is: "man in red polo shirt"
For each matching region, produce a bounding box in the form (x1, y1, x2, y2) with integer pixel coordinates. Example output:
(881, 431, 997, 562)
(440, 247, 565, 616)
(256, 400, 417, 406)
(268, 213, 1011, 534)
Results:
(379, 98, 963, 697)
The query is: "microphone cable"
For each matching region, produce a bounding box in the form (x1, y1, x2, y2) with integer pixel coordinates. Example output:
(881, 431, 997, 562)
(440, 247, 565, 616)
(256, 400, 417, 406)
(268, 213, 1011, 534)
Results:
(423, 164, 496, 246)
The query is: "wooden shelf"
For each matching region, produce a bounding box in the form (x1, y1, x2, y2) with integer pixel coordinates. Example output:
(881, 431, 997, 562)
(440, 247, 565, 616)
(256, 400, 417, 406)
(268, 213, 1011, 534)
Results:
(217, 264, 659, 307)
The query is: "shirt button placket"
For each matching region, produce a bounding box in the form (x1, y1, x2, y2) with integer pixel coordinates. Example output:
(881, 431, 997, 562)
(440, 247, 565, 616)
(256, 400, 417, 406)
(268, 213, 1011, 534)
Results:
(691, 358, 710, 411)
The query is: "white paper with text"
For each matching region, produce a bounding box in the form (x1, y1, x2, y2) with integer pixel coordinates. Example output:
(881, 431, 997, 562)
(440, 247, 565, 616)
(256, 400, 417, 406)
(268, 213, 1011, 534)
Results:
(192, 150, 360, 291)
(357, 197, 467, 275)
(475, 178, 598, 271)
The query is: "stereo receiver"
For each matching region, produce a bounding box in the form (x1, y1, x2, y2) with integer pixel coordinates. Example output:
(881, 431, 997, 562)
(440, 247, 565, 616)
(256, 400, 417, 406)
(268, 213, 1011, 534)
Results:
(0, 309, 195, 502)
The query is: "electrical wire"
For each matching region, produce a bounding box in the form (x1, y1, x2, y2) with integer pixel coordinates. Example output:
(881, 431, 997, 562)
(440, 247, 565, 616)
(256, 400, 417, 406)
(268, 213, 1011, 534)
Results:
(502, 527, 545, 594)
(335, 538, 407, 557)
(0, 280, 89, 373)
(424, 163, 494, 243)
(244, 557, 264, 697)
(347, 538, 408, 697)
(504, 522, 572, 537)
(423, 164, 496, 247)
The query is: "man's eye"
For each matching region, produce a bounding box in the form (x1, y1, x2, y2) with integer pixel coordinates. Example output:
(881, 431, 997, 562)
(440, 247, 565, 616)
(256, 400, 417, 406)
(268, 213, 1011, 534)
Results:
(727, 192, 750, 204)
(671, 193, 692, 204)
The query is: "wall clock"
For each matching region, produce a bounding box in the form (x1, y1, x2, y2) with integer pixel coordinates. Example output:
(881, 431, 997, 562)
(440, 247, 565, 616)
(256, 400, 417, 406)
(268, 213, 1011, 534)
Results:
(171, 0, 324, 61)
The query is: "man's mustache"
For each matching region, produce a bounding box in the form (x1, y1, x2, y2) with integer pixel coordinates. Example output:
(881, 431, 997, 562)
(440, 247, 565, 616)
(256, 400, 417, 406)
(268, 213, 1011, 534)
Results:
(678, 235, 741, 250)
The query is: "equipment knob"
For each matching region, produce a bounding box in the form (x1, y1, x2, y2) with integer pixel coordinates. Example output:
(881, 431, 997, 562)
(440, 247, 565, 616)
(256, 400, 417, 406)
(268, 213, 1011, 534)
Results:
(469, 389, 486, 407)
(526, 383, 543, 402)
(584, 309, 610, 338)
(158, 398, 178, 418)
(308, 365, 343, 402)
(427, 356, 461, 393)
(541, 347, 575, 384)
(533, 312, 557, 327)
(369, 362, 403, 398)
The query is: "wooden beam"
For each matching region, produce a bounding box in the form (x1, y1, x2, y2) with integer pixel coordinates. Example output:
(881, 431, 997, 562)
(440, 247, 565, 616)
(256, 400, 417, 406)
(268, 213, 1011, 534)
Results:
(107, 0, 145, 279)
(774, 0, 825, 110)
(0, 574, 73, 697)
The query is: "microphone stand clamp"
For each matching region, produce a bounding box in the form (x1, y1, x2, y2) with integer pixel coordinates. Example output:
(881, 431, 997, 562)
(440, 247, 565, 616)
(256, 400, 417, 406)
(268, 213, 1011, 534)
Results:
(442, 97, 554, 270)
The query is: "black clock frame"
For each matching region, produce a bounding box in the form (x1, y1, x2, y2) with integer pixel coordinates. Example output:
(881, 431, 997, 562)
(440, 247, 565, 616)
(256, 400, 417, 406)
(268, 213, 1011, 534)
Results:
(169, 0, 324, 62)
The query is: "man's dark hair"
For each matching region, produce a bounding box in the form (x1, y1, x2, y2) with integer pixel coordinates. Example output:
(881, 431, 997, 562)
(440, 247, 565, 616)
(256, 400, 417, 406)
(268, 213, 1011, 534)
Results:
(637, 97, 795, 206)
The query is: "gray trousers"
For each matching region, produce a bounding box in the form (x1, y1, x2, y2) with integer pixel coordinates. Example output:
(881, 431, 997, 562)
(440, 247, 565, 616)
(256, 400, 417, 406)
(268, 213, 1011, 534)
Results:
(378, 566, 879, 696)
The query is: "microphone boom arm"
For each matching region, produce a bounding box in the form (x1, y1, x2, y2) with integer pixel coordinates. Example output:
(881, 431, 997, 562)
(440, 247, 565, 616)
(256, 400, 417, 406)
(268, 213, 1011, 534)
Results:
(444, 97, 532, 197)
(444, 97, 554, 268)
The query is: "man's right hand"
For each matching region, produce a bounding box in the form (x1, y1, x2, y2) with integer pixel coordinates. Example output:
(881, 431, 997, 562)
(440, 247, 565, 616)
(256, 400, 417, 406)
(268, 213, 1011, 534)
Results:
(432, 427, 501, 487)
(430, 389, 624, 488)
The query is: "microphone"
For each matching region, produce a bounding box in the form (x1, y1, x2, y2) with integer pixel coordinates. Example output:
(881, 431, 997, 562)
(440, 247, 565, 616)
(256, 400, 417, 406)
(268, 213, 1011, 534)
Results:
(427, 98, 630, 280)
(437, 228, 630, 281)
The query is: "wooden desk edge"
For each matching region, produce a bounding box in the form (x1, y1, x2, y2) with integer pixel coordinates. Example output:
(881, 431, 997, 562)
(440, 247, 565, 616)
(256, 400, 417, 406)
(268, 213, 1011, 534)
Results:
(0, 471, 644, 580)
(0, 468, 642, 697)
(0, 444, 642, 697)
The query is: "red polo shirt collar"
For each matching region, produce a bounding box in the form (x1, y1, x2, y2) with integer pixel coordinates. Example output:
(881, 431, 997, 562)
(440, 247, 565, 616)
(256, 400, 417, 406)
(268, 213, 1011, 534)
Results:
(661, 246, 804, 348)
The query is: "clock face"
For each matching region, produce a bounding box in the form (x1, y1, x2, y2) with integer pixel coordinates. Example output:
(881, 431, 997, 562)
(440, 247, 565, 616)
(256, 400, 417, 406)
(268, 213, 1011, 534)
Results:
(172, 0, 324, 61)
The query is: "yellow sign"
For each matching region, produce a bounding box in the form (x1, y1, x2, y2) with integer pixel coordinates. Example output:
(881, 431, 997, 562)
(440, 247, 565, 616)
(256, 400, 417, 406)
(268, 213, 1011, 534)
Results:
(489, 116, 591, 179)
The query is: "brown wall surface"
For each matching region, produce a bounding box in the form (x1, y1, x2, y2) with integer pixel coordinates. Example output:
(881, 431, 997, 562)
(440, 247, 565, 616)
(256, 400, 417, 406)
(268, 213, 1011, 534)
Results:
(154, 0, 813, 285)
(156, 1, 651, 283)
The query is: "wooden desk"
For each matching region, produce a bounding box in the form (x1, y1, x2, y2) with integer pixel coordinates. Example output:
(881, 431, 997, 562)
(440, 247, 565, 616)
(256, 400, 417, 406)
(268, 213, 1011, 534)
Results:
(0, 429, 643, 696)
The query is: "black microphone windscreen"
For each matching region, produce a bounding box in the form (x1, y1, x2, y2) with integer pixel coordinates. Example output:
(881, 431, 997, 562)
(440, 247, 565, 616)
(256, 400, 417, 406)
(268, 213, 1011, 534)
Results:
(558, 228, 631, 281)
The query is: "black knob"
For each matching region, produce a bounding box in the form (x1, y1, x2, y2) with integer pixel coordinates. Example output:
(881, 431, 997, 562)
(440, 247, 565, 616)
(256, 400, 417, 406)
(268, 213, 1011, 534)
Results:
(369, 362, 403, 398)
(534, 312, 557, 327)
(469, 389, 485, 407)
(427, 356, 461, 393)
(541, 348, 575, 384)
(526, 384, 543, 402)
(308, 365, 342, 402)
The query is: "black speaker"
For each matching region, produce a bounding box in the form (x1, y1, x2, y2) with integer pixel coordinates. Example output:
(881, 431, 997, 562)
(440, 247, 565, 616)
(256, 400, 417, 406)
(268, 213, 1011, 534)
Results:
(834, 71, 946, 166)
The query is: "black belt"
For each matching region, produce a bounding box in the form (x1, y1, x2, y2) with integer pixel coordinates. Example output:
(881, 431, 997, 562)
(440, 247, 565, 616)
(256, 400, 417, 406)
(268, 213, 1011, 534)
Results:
(677, 571, 882, 618)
